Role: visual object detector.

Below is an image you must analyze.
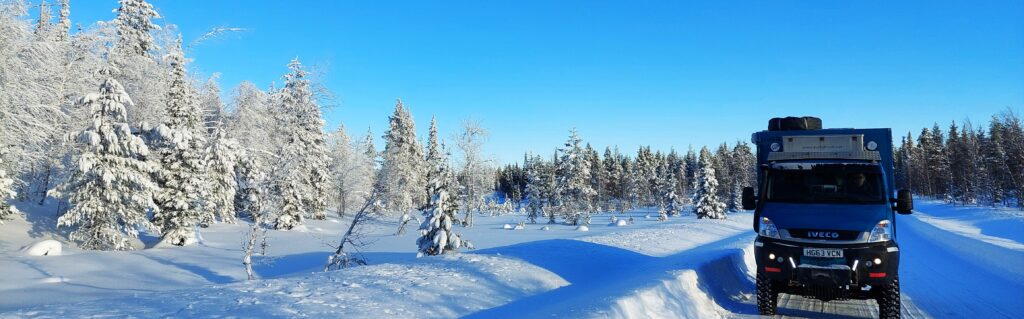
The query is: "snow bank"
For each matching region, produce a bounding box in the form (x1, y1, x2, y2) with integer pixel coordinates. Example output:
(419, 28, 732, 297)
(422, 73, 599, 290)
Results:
(912, 204, 1024, 251)
(502, 224, 513, 230)
(614, 219, 628, 227)
(576, 225, 590, 232)
(20, 240, 62, 256)
(605, 270, 726, 319)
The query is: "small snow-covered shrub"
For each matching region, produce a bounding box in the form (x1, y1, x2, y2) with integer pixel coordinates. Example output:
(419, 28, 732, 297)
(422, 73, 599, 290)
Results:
(21, 240, 63, 256)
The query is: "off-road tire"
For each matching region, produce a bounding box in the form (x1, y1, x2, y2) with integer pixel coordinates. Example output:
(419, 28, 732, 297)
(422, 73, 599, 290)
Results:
(756, 273, 779, 315)
(876, 277, 901, 319)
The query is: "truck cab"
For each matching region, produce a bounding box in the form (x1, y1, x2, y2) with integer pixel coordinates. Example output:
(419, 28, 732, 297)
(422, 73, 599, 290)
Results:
(743, 117, 913, 319)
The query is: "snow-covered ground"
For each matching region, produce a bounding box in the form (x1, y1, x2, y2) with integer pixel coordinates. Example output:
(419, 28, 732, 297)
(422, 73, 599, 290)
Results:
(1, 200, 1022, 318)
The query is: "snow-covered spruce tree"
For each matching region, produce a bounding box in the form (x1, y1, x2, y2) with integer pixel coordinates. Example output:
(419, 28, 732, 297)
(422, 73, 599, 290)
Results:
(149, 40, 209, 245)
(234, 155, 264, 220)
(115, 0, 159, 57)
(206, 128, 239, 223)
(399, 117, 442, 235)
(0, 154, 18, 223)
(376, 99, 425, 218)
(417, 145, 471, 256)
(619, 156, 636, 212)
(555, 128, 595, 225)
(586, 144, 606, 208)
(603, 147, 621, 208)
(199, 78, 238, 223)
(664, 170, 682, 217)
(694, 147, 727, 219)
(52, 70, 159, 250)
(523, 155, 545, 223)
(657, 204, 668, 221)
(273, 59, 330, 229)
(713, 143, 735, 211)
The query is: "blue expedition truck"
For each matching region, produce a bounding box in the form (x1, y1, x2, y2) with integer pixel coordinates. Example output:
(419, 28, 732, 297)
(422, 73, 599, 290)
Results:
(741, 117, 914, 319)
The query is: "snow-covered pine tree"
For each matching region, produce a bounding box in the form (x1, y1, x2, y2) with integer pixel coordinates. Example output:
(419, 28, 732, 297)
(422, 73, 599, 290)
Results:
(929, 124, 952, 200)
(603, 147, 622, 208)
(234, 156, 264, 220)
(981, 120, 1010, 206)
(55, 0, 69, 41)
(425, 117, 442, 178)
(684, 147, 698, 199)
(114, 0, 160, 57)
(377, 99, 425, 219)
(524, 154, 545, 223)
(150, 39, 209, 245)
(664, 169, 682, 217)
(206, 128, 239, 223)
(0, 154, 18, 224)
(586, 144, 606, 209)
(634, 146, 656, 206)
(667, 149, 687, 206)
(555, 128, 595, 225)
(694, 147, 726, 219)
(657, 203, 668, 221)
(273, 59, 331, 228)
(620, 156, 638, 212)
(52, 69, 159, 250)
(714, 143, 735, 211)
(200, 77, 225, 137)
(34, 0, 51, 38)
(417, 145, 471, 256)
(731, 142, 756, 187)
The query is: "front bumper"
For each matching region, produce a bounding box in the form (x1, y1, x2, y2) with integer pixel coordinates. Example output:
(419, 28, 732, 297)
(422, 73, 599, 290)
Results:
(755, 236, 900, 288)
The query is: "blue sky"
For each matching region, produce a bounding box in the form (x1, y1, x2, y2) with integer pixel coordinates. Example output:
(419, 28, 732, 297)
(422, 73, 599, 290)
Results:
(55, 0, 1023, 164)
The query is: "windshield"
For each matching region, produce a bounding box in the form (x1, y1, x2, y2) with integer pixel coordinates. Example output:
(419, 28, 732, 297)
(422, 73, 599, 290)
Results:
(765, 164, 886, 204)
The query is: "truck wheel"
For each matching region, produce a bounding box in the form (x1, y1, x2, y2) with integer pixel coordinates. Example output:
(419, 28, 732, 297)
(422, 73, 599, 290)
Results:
(756, 273, 778, 315)
(876, 277, 901, 319)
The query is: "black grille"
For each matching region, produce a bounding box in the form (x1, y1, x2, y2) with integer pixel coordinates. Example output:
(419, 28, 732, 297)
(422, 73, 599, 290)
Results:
(788, 229, 861, 240)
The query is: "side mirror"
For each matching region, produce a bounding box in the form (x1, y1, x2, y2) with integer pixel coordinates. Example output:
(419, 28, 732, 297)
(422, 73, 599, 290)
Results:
(895, 189, 913, 214)
(742, 187, 756, 210)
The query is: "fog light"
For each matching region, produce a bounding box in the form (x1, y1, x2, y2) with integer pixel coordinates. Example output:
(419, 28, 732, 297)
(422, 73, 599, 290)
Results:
(777, 257, 784, 263)
(874, 258, 882, 265)
(866, 260, 874, 267)
(768, 253, 776, 260)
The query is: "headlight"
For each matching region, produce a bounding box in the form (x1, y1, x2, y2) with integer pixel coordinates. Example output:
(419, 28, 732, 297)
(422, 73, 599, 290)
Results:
(868, 220, 893, 242)
(759, 217, 780, 239)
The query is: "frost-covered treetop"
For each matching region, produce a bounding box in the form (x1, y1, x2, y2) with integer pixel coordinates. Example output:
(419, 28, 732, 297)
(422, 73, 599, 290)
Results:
(115, 0, 161, 56)
(79, 70, 136, 123)
(162, 37, 202, 132)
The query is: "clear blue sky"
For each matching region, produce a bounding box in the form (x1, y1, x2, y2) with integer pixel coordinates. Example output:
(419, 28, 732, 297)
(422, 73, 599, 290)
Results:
(56, 0, 1024, 164)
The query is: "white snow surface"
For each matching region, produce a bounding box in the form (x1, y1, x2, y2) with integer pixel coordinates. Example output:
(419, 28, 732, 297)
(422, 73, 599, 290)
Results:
(911, 200, 1024, 251)
(2, 201, 1023, 318)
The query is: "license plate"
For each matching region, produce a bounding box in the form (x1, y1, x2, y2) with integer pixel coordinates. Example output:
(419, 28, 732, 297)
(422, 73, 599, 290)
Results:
(803, 248, 843, 258)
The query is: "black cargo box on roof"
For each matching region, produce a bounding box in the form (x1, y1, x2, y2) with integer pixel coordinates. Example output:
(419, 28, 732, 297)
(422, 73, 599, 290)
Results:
(768, 116, 822, 131)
